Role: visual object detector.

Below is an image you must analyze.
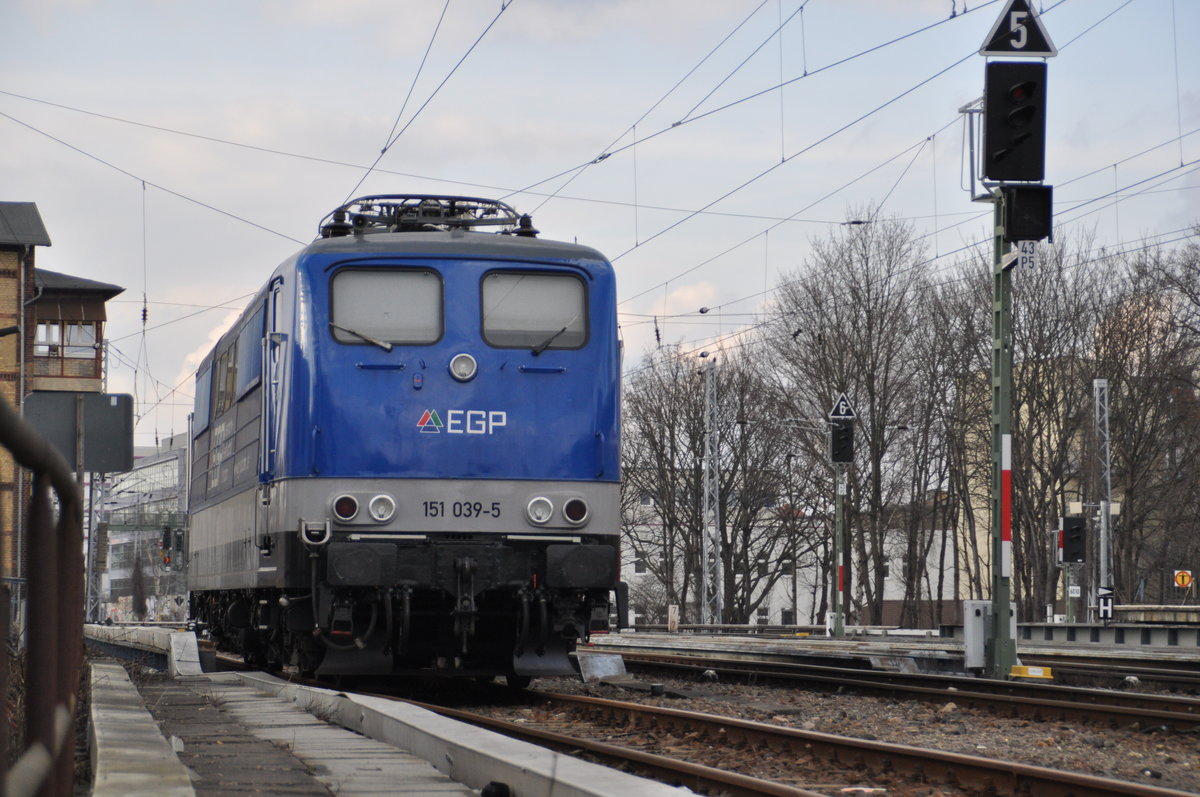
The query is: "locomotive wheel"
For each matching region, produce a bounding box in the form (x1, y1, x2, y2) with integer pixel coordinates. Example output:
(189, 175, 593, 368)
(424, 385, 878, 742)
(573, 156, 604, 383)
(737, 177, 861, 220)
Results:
(240, 628, 267, 669)
(295, 634, 324, 677)
(505, 674, 532, 690)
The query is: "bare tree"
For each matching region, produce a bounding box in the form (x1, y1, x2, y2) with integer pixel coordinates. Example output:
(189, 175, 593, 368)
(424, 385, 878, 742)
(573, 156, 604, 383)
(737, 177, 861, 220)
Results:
(1091, 243, 1200, 604)
(764, 210, 930, 624)
(621, 346, 705, 621)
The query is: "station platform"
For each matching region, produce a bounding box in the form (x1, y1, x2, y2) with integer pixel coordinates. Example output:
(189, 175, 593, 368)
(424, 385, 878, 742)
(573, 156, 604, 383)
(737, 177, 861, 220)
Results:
(85, 625, 687, 797)
(90, 663, 473, 796)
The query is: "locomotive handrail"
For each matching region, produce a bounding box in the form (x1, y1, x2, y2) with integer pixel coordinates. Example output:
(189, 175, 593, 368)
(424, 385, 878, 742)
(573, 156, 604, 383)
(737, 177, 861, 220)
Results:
(0, 393, 84, 797)
(318, 194, 534, 237)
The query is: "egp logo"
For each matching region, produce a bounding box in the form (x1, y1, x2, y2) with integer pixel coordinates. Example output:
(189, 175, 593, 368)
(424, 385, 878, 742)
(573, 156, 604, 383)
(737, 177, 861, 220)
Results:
(417, 409, 507, 435)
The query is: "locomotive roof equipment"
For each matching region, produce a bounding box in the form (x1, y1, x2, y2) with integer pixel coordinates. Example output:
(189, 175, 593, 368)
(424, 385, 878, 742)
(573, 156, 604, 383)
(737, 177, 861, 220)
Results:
(318, 194, 539, 238)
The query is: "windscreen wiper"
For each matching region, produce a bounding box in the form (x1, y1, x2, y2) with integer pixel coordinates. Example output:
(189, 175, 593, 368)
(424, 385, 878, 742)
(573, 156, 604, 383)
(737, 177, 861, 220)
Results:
(531, 326, 568, 356)
(330, 322, 393, 352)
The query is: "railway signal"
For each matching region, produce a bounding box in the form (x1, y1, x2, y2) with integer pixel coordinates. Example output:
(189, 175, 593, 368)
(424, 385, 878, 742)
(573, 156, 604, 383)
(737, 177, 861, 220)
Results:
(829, 420, 854, 464)
(1062, 516, 1086, 563)
(828, 392, 856, 465)
(827, 394, 856, 638)
(983, 61, 1047, 182)
(976, 0, 1056, 681)
(1003, 185, 1052, 242)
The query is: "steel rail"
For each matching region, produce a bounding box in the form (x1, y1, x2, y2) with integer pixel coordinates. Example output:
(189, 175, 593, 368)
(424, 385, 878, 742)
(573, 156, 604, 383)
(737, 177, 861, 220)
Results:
(401, 696, 825, 797)
(1021, 654, 1200, 690)
(519, 691, 1196, 797)
(616, 650, 1200, 730)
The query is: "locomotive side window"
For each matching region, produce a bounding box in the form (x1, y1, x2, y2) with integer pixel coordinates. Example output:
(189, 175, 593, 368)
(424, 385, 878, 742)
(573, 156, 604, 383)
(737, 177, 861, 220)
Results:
(235, 304, 265, 398)
(211, 346, 237, 417)
(481, 272, 587, 349)
(330, 268, 442, 345)
(194, 366, 212, 434)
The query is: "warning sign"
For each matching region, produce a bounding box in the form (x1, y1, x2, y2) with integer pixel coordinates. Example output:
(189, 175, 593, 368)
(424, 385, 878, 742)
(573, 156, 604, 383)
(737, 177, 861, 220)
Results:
(1174, 570, 1194, 588)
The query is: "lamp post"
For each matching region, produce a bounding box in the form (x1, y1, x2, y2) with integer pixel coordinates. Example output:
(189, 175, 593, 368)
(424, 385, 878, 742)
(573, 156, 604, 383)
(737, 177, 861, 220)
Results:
(698, 353, 722, 625)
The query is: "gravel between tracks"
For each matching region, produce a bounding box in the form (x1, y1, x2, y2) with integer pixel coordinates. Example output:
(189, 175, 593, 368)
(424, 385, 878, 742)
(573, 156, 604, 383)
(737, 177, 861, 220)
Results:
(531, 673, 1200, 794)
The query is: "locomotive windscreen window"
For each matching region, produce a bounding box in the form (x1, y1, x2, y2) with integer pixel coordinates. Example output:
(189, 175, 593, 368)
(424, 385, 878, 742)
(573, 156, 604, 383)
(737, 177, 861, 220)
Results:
(481, 272, 586, 349)
(331, 269, 442, 345)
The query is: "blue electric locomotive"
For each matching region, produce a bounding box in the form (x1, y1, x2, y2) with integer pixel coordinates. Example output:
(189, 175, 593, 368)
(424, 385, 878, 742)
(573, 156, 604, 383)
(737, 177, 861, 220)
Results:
(187, 195, 622, 681)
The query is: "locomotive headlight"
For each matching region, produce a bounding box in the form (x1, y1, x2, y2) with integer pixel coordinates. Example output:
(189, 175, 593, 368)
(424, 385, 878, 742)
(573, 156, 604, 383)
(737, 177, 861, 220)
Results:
(368, 494, 396, 522)
(563, 497, 589, 526)
(449, 352, 478, 382)
(333, 494, 359, 521)
(526, 496, 554, 525)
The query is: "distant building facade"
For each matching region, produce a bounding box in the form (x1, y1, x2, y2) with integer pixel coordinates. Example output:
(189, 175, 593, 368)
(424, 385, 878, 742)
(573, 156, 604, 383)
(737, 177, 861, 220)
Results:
(101, 435, 188, 622)
(0, 201, 122, 619)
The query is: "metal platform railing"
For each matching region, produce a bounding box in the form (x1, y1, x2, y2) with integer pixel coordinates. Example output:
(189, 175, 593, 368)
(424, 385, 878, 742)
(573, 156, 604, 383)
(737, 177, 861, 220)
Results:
(0, 393, 83, 797)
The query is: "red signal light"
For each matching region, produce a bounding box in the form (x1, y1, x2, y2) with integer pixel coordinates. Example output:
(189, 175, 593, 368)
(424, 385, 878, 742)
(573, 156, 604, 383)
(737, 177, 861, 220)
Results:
(1009, 80, 1035, 102)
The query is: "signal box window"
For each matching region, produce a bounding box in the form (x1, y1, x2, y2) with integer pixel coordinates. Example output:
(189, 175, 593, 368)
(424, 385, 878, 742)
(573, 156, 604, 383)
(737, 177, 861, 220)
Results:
(481, 272, 586, 349)
(331, 268, 442, 345)
(35, 322, 98, 358)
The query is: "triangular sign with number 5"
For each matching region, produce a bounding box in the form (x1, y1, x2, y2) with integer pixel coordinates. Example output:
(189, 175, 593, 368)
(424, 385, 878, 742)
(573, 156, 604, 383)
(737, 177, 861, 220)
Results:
(980, 0, 1056, 58)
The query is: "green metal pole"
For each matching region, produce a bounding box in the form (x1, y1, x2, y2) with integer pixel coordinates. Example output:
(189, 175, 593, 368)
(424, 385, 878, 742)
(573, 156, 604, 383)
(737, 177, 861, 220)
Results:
(989, 189, 1017, 679)
(833, 465, 845, 637)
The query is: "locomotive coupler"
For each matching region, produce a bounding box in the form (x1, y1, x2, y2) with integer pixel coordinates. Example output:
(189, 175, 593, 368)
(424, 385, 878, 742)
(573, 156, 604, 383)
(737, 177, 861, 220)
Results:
(452, 556, 478, 650)
(515, 587, 550, 656)
(330, 601, 354, 637)
(398, 586, 412, 648)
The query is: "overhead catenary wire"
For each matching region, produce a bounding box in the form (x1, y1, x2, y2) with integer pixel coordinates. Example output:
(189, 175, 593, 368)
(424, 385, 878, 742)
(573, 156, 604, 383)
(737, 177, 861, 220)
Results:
(620, 145, 1200, 374)
(523, 0, 773, 215)
(342, 0, 514, 203)
(0, 94, 858, 227)
(609, 51, 975, 270)
(614, 0, 1153, 312)
(619, 116, 962, 307)
(382, 0, 452, 150)
(676, 0, 808, 125)
(624, 225, 1200, 381)
(510, 1, 1001, 204)
(2, 0, 1186, 440)
(0, 110, 305, 246)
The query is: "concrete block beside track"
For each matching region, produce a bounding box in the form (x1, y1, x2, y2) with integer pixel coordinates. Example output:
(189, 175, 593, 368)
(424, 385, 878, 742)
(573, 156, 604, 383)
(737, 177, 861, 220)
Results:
(88, 661, 195, 797)
(85, 624, 203, 677)
(237, 671, 688, 797)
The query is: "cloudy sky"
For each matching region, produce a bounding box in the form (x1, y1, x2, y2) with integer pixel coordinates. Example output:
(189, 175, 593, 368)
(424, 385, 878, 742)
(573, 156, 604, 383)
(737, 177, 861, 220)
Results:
(2, 0, 1197, 447)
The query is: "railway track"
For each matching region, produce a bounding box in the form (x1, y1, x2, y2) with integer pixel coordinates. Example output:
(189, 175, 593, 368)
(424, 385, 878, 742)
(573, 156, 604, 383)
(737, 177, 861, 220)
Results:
(210, 646, 1200, 794)
(615, 650, 1200, 731)
(1021, 654, 1200, 692)
(404, 689, 1197, 797)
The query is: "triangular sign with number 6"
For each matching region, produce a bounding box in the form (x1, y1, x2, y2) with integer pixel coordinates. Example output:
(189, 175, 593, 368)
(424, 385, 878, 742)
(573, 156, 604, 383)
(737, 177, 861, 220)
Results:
(980, 0, 1056, 58)
(829, 393, 856, 419)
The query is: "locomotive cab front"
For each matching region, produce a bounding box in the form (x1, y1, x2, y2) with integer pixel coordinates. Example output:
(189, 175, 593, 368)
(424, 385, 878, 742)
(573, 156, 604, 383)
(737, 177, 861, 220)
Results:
(187, 196, 621, 681)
